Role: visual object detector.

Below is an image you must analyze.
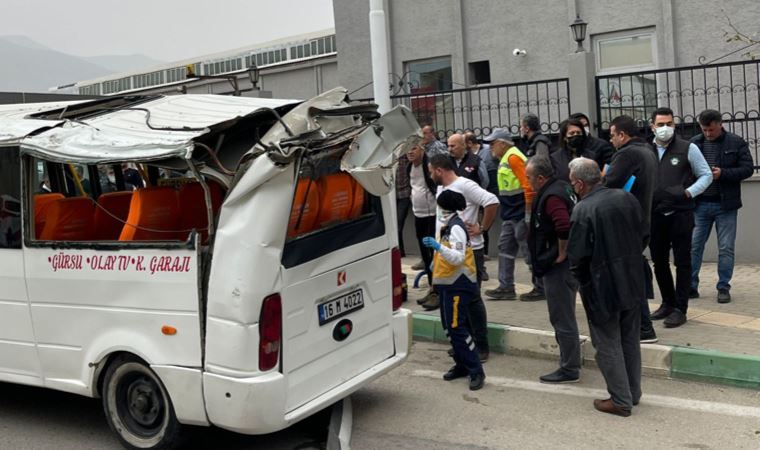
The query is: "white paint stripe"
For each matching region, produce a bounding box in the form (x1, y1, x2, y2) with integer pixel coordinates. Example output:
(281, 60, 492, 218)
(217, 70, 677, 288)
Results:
(412, 370, 760, 418)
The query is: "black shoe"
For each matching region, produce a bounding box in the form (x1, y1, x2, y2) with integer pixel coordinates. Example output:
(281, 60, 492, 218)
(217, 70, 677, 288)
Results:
(481, 272, 490, 281)
(539, 369, 579, 384)
(417, 291, 436, 306)
(447, 348, 455, 358)
(485, 287, 517, 300)
(663, 310, 687, 328)
(519, 288, 546, 302)
(689, 288, 700, 299)
(717, 289, 731, 304)
(411, 260, 425, 271)
(650, 305, 673, 321)
(479, 351, 489, 363)
(640, 328, 658, 344)
(469, 372, 486, 391)
(443, 365, 468, 381)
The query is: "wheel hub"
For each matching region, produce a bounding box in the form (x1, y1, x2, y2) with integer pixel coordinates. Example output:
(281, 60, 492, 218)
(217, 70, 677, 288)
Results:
(127, 378, 161, 427)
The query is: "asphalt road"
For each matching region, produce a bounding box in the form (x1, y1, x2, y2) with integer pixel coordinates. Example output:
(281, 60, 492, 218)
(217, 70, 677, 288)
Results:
(3, 342, 760, 450)
(0, 381, 330, 450)
(350, 341, 760, 450)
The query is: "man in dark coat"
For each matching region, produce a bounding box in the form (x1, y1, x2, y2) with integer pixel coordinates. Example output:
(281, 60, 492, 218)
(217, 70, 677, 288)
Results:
(520, 113, 552, 158)
(568, 157, 646, 418)
(604, 115, 659, 344)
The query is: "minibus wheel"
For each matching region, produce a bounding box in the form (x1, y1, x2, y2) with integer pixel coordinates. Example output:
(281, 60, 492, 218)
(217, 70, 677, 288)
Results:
(102, 354, 184, 450)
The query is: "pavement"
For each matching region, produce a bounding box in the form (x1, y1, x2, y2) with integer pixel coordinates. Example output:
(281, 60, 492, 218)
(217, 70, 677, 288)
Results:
(402, 255, 760, 389)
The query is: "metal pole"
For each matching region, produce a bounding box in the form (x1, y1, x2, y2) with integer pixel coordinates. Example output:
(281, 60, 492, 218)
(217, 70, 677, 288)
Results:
(369, 0, 391, 114)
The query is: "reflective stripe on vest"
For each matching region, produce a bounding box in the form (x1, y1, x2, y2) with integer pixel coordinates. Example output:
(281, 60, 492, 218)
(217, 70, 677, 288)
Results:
(498, 147, 526, 196)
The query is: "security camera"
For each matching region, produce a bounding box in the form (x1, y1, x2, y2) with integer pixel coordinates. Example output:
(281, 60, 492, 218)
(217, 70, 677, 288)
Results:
(512, 48, 527, 56)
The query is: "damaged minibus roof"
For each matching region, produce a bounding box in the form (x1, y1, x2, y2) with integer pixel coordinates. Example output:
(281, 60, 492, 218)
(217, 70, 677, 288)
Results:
(0, 100, 85, 145)
(11, 95, 298, 164)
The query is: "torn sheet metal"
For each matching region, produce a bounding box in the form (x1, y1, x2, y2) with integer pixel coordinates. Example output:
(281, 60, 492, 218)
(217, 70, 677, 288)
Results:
(340, 105, 422, 196)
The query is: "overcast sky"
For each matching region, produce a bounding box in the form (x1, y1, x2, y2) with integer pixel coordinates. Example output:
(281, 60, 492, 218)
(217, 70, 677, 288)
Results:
(1, 0, 335, 61)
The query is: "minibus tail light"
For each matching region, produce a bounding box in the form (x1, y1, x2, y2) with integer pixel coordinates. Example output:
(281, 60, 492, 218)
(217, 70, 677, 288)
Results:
(391, 247, 403, 311)
(259, 294, 282, 372)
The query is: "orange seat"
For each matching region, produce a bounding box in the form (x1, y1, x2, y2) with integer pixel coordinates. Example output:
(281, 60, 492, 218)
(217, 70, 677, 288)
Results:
(349, 178, 365, 219)
(119, 186, 181, 241)
(287, 178, 320, 238)
(177, 181, 224, 244)
(316, 173, 354, 227)
(34, 193, 65, 239)
(93, 191, 133, 240)
(39, 197, 95, 241)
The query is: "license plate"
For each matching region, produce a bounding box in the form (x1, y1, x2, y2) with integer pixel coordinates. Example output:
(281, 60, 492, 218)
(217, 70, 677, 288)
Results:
(318, 289, 364, 326)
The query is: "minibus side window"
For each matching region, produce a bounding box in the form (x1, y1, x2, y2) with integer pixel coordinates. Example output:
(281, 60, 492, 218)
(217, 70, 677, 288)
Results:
(0, 150, 22, 249)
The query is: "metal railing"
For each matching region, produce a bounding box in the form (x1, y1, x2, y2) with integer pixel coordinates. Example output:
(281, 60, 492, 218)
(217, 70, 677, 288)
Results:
(354, 78, 570, 140)
(596, 60, 760, 169)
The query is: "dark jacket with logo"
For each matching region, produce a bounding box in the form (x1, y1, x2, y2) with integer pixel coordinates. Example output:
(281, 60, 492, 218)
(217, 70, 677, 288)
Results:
(652, 136, 695, 213)
(528, 178, 575, 277)
(451, 152, 483, 186)
(604, 137, 658, 243)
(568, 186, 647, 325)
(690, 129, 754, 211)
(405, 153, 437, 197)
(525, 132, 552, 158)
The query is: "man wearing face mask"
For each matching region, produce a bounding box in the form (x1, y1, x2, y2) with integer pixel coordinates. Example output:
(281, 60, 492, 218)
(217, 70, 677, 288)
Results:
(648, 107, 712, 329)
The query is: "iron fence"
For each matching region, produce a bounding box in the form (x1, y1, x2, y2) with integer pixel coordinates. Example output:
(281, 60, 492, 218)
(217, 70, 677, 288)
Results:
(596, 60, 760, 169)
(354, 78, 570, 141)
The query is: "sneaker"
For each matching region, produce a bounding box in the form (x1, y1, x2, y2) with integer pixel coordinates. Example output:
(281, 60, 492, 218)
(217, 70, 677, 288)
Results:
(539, 369, 579, 384)
(469, 372, 486, 391)
(717, 288, 731, 304)
(443, 365, 468, 381)
(688, 288, 700, 299)
(663, 310, 687, 328)
(411, 260, 425, 271)
(485, 287, 517, 300)
(640, 328, 658, 344)
(481, 271, 490, 281)
(421, 292, 440, 311)
(519, 288, 546, 302)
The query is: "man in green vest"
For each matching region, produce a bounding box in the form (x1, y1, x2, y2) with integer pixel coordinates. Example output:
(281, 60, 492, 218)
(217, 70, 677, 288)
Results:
(483, 128, 543, 301)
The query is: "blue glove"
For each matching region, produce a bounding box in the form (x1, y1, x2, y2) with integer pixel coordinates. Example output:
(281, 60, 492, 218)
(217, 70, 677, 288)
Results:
(422, 236, 441, 251)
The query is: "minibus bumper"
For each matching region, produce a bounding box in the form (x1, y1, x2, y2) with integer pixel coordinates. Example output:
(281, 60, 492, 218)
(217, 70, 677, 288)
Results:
(203, 308, 412, 435)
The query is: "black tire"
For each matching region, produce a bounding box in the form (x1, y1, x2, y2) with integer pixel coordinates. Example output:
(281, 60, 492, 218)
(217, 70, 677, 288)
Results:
(102, 354, 185, 450)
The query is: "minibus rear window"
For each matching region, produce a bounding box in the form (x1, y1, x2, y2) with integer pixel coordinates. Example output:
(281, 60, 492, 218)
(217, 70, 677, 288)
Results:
(282, 158, 385, 268)
(0, 149, 22, 249)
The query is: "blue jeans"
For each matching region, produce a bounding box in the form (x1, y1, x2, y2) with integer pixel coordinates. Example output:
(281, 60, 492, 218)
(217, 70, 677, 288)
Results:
(691, 201, 738, 291)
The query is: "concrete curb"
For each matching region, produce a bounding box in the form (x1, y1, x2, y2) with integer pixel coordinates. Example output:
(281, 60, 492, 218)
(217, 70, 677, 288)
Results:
(412, 313, 760, 390)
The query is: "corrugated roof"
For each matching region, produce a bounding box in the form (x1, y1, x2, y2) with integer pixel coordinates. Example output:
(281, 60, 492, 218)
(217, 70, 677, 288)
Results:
(20, 94, 299, 163)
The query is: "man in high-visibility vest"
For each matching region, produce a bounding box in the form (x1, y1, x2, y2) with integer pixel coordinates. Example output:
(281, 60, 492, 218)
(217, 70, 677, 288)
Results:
(482, 128, 543, 301)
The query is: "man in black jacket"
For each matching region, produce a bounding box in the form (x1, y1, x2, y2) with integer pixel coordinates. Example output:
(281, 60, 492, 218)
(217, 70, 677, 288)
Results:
(568, 157, 645, 418)
(647, 107, 712, 328)
(448, 133, 488, 188)
(604, 115, 658, 343)
(520, 113, 552, 158)
(690, 110, 755, 303)
(526, 156, 581, 384)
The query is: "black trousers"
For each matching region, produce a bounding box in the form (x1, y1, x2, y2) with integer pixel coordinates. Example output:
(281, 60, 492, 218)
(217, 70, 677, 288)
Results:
(396, 197, 411, 256)
(649, 210, 694, 314)
(414, 215, 436, 285)
(470, 248, 489, 353)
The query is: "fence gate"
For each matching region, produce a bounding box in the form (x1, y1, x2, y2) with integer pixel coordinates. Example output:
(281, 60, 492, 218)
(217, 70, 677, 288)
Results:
(595, 60, 760, 168)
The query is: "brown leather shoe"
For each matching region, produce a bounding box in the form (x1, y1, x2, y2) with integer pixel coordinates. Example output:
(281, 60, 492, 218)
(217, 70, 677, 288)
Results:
(593, 398, 631, 417)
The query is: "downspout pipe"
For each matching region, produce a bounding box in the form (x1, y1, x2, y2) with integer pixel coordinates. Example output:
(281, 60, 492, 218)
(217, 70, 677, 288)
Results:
(369, 0, 391, 114)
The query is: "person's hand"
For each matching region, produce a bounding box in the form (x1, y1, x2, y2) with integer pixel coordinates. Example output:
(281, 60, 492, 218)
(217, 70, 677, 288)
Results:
(555, 251, 567, 264)
(422, 236, 441, 251)
(465, 222, 482, 236)
(712, 166, 722, 180)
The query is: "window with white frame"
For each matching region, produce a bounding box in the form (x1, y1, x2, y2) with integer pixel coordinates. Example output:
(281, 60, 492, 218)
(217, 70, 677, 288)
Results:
(594, 29, 656, 74)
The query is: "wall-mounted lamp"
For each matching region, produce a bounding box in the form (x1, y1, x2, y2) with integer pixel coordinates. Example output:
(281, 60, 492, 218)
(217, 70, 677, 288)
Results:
(570, 15, 588, 53)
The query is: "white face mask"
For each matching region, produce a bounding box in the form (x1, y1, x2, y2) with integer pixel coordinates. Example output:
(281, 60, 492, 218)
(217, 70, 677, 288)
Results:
(437, 209, 454, 224)
(584, 126, 591, 136)
(654, 125, 675, 142)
